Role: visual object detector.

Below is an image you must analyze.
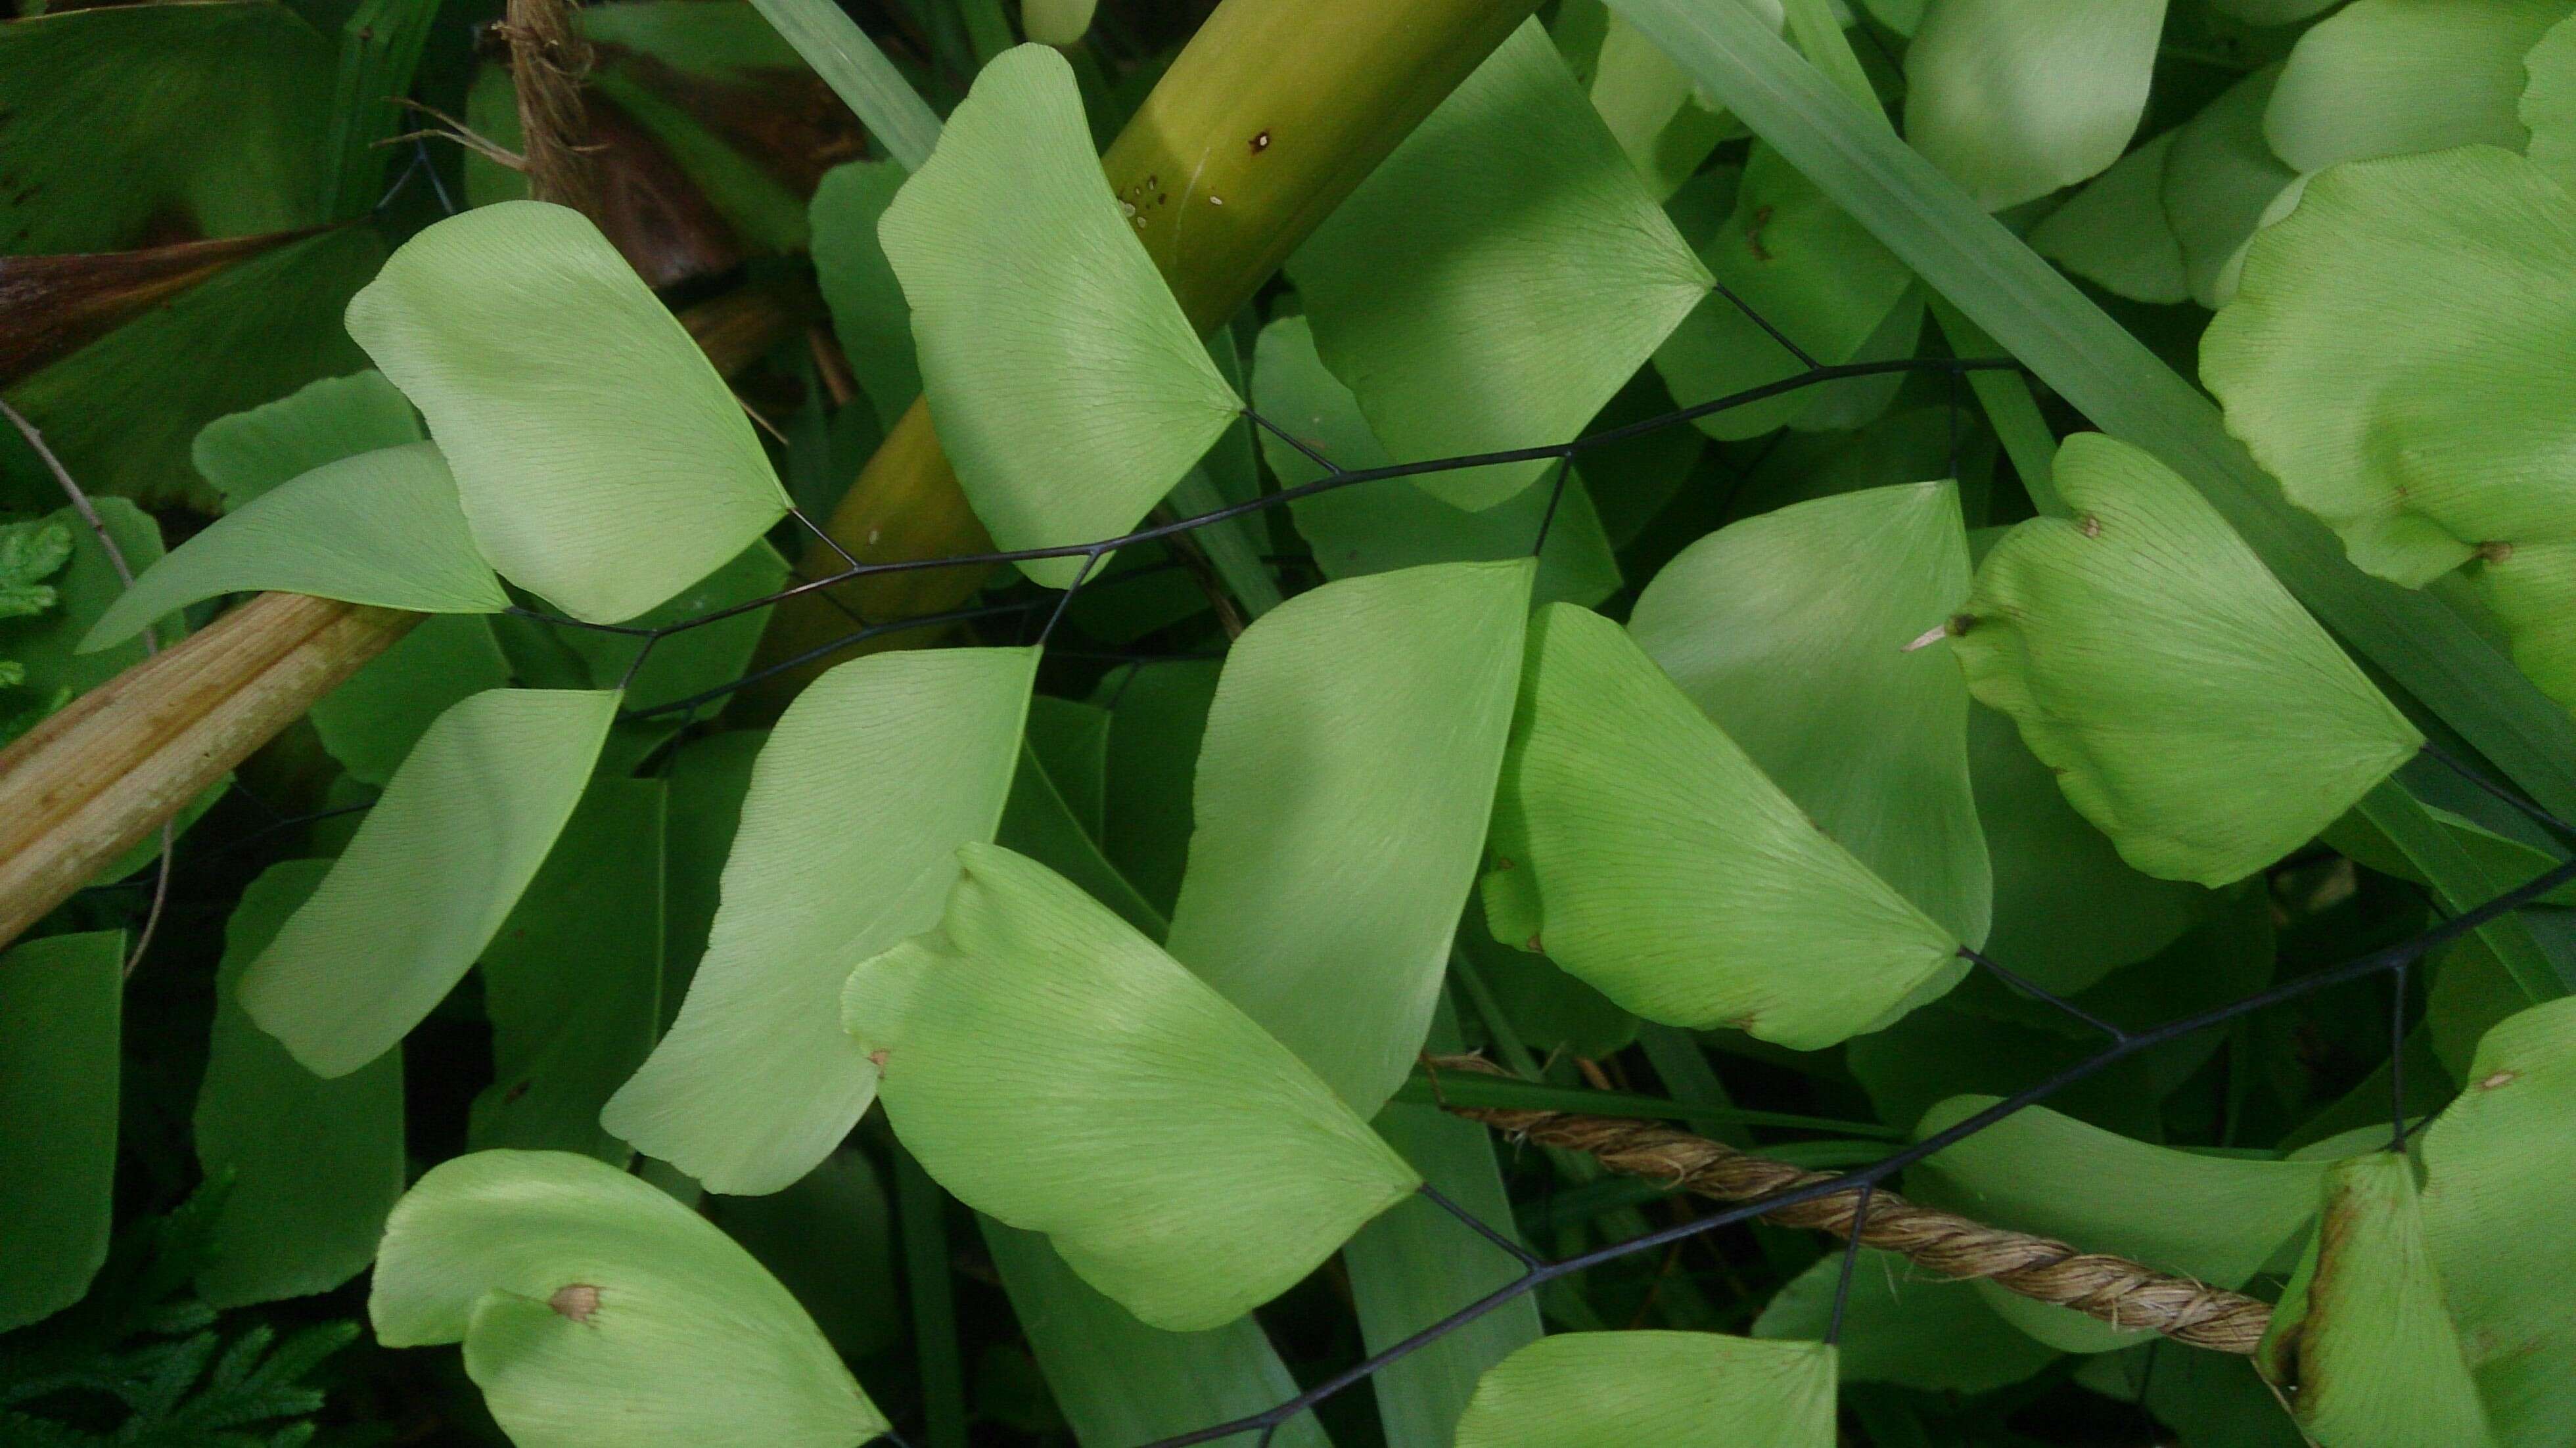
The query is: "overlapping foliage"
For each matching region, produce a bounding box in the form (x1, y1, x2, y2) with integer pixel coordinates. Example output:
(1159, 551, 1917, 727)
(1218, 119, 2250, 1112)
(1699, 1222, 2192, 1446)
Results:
(9, 1, 2576, 1447)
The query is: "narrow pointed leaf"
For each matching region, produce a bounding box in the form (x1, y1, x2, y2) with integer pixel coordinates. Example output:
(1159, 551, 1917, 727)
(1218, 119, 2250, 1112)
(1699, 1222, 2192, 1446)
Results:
(2265, 0, 2567, 173)
(1454, 1331, 1838, 1448)
(82, 442, 505, 650)
(373, 1149, 887, 1447)
(1287, 18, 1711, 509)
(603, 648, 1035, 1194)
(745, 0, 943, 173)
(2205, 147, 2576, 589)
(196, 861, 404, 1307)
(239, 688, 619, 1077)
(345, 201, 787, 623)
(192, 369, 422, 509)
(1488, 602, 1963, 1045)
(1952, 434, 2422, 887)
(1902, 0, 2166, 211)
(844, 844, 1420, 1331)
(2260, 1152, 2497, 1448)
(0, 930, 122, 1332)
(1167, 560, 1534, 1116)
(1629, 481, 1990, 944)
(878, 45, 1241, 589)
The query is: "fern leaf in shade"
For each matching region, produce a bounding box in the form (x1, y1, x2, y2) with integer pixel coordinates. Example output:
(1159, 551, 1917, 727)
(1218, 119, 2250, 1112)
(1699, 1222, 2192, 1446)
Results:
(1902, 0, 2167, 212)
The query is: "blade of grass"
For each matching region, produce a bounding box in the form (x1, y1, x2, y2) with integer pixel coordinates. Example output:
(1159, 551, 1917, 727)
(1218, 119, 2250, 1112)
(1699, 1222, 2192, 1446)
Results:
(955, 0, 1015, 64)
(1612, 0, 2576, 820)
(1928, 296, 2063, 516)
(894, 1145, 969, 1448)
(2357, 778, 2567, 1003)
(748, 0, 945, 171)
(321, 0, 442, 217)
(1636, 1022, 1747, 1147)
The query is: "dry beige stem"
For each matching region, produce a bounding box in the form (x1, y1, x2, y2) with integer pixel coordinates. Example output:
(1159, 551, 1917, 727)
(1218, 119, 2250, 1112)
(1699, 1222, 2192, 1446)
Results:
(1426, 1054, 2274, 1354)
(0, 596, 417, 945)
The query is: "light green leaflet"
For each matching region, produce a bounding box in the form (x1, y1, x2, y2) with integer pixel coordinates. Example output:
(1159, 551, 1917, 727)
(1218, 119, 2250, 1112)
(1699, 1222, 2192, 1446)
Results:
(602, 647, 1034, 1194)
(312, 615, 513, 786)
(1452, 1332, 1837, 1448)
(196, 861, 403, 1309)
(2417, 998, 2576, 1442)
(1901, 0, 2166, 212)
(239, 688, 619, 1078)
(372, 1150, 886, 1448)
(1486, 603, 1964, 1047)
(2028, 130, 2187, 305)
(2260, 1153, 2498, 1448)
(2468, 539, 2576, 710)
(877, 44, 1240, 589)
(1628, 482, 1990, 946)
(81, 442, 506, 650)
(2205, 147, 2576, 590)
(1287, 19, 1711, 510)
(2266, 0, 2570, 174)
(1911, 1096, 2335, 1353)
(472, 781, 664, 1164)
(345, 201, 787, 624)
(844, 845, 1420, 1332)
(192, 369, 422, 510)
(1952, 434, 2422, 888)
(809, 160, 919, 428)
(1753, 1248, 2055, 1393)
(1254, 317, 1622, 608)
(0, 930, 121, 1332)
(1169, 559, 1525, 1108)
(1166, 560, 1532, 1116)
(980, 1221, 1331, 1448)
(2526, 14, 2576, 193)
(1653, 145, 1914, 441)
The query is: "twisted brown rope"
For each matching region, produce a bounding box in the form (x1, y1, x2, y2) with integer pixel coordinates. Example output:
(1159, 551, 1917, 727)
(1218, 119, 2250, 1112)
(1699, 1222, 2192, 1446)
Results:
(1425, 1054, 2272, 1353)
